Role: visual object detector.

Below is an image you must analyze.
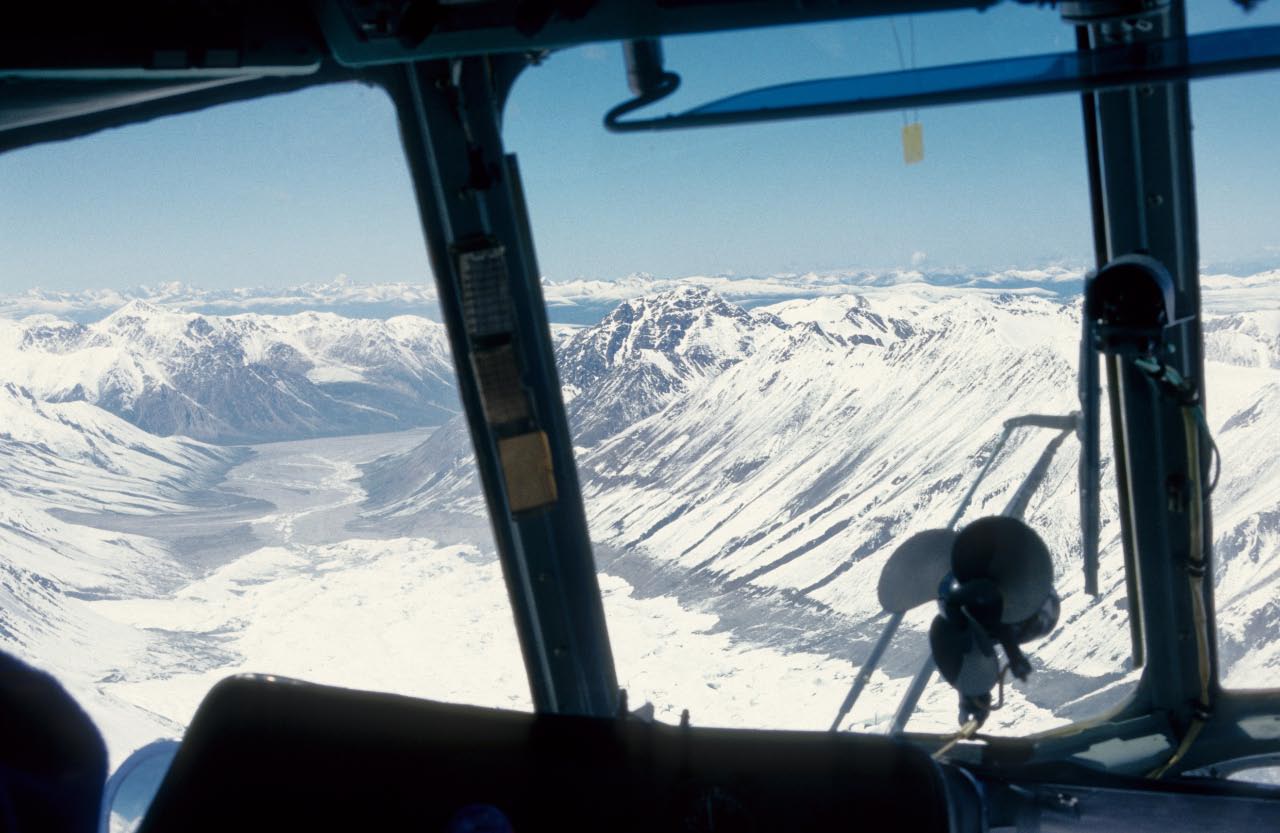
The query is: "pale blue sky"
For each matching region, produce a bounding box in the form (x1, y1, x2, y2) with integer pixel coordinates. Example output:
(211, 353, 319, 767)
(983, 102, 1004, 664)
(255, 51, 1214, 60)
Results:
(0, 2, 1277, 292)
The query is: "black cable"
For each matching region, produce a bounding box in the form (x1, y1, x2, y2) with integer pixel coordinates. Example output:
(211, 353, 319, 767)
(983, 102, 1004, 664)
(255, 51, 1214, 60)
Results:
(1194, 405, 1223, 496)
(990, 664, 1011, 712)
(603, 71, 680, 132)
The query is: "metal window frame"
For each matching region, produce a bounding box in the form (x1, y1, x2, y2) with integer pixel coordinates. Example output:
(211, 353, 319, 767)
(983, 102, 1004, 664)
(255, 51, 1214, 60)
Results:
(360, 38, 1280, 773)
(378, 56, 621, 717)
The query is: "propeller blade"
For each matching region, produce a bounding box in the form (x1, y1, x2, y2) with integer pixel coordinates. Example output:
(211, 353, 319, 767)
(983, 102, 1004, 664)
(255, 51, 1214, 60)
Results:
(877, 529, 957, 613)
(930, 614, 1000, 698)
(951, 516, 1054, 624)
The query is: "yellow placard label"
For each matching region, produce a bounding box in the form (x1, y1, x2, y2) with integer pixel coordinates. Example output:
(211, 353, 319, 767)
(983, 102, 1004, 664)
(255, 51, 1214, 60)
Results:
(902, 122, 924, 165)
(499, 430, 558, 513)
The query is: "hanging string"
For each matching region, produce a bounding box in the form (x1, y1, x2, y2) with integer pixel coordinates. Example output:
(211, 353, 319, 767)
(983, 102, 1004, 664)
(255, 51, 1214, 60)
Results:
(889, 18, 910, 128)
(909, 15, 919, 123)
(890, 17, 921, 127)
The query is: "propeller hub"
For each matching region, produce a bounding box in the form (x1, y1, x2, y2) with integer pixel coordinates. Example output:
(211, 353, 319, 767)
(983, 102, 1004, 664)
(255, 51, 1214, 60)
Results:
(872, 516, 1061, 728)
(929, 517, 1059, 726)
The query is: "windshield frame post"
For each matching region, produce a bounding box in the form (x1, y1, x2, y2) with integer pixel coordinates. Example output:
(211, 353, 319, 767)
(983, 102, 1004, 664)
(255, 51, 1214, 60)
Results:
(1085, 1, 1218, 753)
(384, 55, 620, 718)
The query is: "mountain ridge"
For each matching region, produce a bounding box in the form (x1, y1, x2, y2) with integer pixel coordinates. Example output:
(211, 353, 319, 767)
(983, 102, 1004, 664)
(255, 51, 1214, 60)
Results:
(1, 305, 458, 443)
(2, 273, 1279, 751)
(0, 266, 1093, 324)
(362, 280, 1280, 724)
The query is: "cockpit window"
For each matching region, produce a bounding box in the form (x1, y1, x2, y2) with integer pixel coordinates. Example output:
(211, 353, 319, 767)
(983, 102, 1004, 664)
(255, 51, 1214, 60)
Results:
(505, 10, 1147, 736)
(1192, 65, 1280, 692)
(5, 1, 1280, 784)
(0, 83, 531, 769)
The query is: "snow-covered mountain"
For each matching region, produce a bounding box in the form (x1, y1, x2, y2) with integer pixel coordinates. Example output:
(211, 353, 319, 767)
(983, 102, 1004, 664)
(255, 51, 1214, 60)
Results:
(0, 382, 236, 587)
(540, 266, 1087, 323)
(4, 270, 1280, 762)
(1203, 310, 1280, 369)
(559, 287, 784, 445)
(360, 287, 789, 526)
(0, 267, 1089, 325)
(0, 303, 457, 443)
(365, 280, 1280, 729)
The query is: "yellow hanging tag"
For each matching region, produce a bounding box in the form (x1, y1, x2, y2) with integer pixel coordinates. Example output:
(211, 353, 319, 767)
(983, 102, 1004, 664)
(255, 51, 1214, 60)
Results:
(902, 122, 924, 165)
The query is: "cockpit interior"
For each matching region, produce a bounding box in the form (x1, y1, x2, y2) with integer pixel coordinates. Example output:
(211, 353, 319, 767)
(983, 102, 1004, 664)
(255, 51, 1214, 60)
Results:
(4, 1, 1280, 831)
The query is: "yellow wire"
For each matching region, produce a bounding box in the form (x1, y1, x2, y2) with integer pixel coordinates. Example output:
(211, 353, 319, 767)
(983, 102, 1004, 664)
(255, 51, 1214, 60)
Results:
(932, 718, 981, 761)
(1148, 718, 1207, 779)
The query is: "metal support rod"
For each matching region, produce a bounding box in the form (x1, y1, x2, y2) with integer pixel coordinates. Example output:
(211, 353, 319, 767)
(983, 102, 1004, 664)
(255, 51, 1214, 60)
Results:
(829, 611, 905, 731)
(849, 414, 1076, 733)
(388, 57, 619, 717)
(887, 420, 1076, 732)
(948, 413, 1075, 529)
(948, 430, 1011, 529)
(890, 657, 937, 735)
(1077, 24, 1106, 601)
(1079, 325, 1102, 598)
(1077, 24, 1110, 269)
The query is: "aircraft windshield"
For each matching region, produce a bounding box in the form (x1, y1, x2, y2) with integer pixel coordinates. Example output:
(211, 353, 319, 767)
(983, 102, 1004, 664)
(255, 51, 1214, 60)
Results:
(502, 6, 1280, 736)
(506, 10, 1143, 736)
(2, 3, 1280, 788)
(0, 84, 535, 771)
(1194, 65, 1280, 693)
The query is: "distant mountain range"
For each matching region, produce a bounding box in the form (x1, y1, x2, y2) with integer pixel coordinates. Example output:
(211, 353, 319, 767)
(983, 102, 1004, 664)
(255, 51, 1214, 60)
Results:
(0, 278, 441, 323)
(0, 301, 457, 443)
(0, 266, 1094, 324)
(8, 266, 1278, 326)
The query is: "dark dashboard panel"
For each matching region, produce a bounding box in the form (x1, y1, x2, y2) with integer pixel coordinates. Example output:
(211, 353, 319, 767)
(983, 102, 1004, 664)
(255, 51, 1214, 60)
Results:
(0, 2, 997, 75)
(137, 674, 956, 833)
(317, 0, 998, 66)
(0, 1, 998, 153)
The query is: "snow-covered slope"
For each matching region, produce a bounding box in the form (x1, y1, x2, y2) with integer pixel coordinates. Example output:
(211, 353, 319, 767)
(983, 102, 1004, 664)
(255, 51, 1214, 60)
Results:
(581, 290, 1083, 599)
(1203, 310, 1280, 369)
(0, 303, 457, 443)
(578, 289, 1138, 729)
(0, 383, 240, 754)
(365, 278, 1280, 728)
(0, 383, 235, 587)
(5, 272, 1280, 761)
(1205, 378, 1280, 688)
